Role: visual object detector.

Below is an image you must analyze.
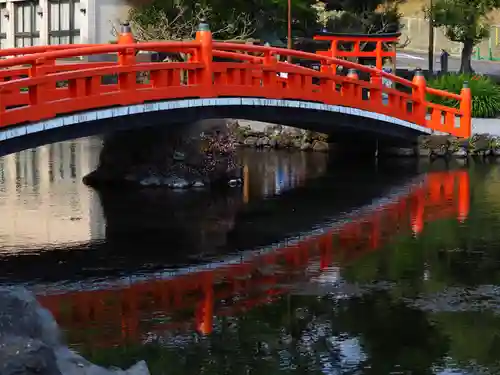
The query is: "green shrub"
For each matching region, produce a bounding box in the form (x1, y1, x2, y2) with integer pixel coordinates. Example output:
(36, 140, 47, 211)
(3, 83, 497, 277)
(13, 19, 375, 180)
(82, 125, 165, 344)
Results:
(427, 73, 500, 118)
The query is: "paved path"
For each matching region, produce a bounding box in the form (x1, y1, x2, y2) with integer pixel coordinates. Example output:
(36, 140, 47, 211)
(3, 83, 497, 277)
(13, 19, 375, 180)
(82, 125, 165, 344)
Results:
(472, 118, 500, 136)
(397, 51, 500, 75)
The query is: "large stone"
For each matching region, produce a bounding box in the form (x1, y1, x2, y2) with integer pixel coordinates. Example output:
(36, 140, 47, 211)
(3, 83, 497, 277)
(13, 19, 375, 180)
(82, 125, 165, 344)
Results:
(256, 136, 270, 148)
(0, 338, 61, 375)
(282, 127, 303, 137)
(453, 148, 468, 158)
(269, 138, 278, 148)
(276, 133, 294, 148)
(0, 288, 150, 375)
(230, 121, 329, 153)
(473, 134, 491, 152)
(264, 125, 279, 136)
(312, 141, 329, 152)
(420, 135, 452, 155)
(83, 119, 242, 189)
(418, 148, 431, 157)
(300, 142, 312, 151)
(243, 136, 258, 147)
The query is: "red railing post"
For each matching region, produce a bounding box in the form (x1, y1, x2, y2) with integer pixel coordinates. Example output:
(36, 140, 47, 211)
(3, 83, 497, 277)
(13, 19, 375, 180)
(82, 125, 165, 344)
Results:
(28, 60, 42, 106)
(25, 57, 58, 121)
(28, 57, 57, 106)
(117, 22, 136, 90)
(370, 71, 382, 104)
(459, 81, 472, 138)
(412, 69, 427, 126)
(195, 20, 214, 93)
(117, 21, 135, 51)
(345, 68, 359, 100)
(330, 40, 338, 73)
(262, 47, 278, 94)
(375, 41, 383, 70)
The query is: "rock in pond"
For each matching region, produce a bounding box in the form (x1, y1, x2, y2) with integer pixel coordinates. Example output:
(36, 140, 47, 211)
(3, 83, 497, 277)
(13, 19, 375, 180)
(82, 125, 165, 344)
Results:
(164, 176, 191, 189)
(0, 287, 150, 375)
(312, 141, 329, 152)
(453, 148, 468, 158)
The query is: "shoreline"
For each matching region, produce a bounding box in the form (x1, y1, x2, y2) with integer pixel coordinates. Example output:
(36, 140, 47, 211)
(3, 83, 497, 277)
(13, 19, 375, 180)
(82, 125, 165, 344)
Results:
(234, 118, 500, 158)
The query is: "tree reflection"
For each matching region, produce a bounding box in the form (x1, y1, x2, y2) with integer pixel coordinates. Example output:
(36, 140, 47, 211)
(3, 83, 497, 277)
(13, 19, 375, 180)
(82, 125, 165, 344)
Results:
(76, 167, 500, 374)
(333, 291, 449, 374)
(339, 168, 500, 373)
(432, 312, 500, 373)
(83, 291, 450, 374)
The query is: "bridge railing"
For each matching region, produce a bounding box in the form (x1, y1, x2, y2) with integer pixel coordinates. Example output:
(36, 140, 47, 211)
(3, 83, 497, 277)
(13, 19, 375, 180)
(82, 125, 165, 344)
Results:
(0, 23, 471, 137)
(210, 42, 470, 137)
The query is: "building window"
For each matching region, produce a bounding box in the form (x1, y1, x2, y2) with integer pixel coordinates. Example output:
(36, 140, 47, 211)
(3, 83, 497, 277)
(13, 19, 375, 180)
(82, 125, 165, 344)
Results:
(0, 3, 6, 49)
(14, 1, 40, 47)
(49, 0, 80, 44)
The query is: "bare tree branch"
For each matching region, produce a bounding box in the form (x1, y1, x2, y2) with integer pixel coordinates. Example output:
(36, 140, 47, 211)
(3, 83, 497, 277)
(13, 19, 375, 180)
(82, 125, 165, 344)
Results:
(122, 2, 255, 43)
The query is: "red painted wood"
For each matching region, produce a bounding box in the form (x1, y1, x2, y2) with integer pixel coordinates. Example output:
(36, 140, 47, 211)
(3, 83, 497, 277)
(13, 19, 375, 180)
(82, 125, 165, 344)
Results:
(0, 30, 470, 138)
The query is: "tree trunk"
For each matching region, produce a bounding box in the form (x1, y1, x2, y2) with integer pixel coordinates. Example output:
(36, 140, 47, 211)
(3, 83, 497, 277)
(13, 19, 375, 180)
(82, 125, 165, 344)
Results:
(460, 39, 474, 74)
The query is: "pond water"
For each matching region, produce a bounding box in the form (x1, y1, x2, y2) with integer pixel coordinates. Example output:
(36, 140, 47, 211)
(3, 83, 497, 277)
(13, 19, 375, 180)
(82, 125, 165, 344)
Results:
(1, 137, 500, 374)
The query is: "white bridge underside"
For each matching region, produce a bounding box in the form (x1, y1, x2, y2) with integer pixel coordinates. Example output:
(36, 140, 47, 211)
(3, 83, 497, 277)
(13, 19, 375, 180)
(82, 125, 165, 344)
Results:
(0, 98, 432, 143)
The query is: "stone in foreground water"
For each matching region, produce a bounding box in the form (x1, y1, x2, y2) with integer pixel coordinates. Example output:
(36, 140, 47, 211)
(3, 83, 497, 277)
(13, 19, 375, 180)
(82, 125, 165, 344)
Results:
(0, 288, 150, 375)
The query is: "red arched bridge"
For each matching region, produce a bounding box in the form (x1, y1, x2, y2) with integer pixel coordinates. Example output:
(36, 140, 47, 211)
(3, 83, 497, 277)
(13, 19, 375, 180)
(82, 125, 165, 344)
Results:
(0, 24, 470, 152)
(35, 170, 469, 347)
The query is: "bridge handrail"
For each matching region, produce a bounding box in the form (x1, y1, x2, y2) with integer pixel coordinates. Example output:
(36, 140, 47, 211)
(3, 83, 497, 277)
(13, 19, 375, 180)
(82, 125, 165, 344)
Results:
(215, 43, 465, 104)
(0, 62, 205, 91)
(0, 27, 471, 138)
(0, 42, 202, 68)
(212, 49, 263, 63)
(0, 42, 458, 102)
(212, 42, 418, 89)
(0, 44, 96, 58)
(425, 86, 462, 101)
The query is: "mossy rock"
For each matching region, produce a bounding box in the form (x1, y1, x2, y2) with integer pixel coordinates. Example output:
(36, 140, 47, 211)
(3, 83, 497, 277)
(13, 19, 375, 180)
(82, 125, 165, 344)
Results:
(312, 132, 329, 142)
(490, 136, 500, 149)
(276, 133, 294, 148)
(426, 135, 454, 150)
(470, 134, 494, 152)
(234, 125, 252, 138)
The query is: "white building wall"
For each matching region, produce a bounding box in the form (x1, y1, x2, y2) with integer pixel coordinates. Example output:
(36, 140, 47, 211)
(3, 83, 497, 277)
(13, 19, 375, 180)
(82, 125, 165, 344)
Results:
(0, 0, 131, 48)
(0, 138, 106, 249)
(93, 0, 131, 45)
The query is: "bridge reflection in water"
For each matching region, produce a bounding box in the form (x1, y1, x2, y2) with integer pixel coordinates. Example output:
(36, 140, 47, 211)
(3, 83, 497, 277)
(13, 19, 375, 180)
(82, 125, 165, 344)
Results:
(35, 169, 470, 349)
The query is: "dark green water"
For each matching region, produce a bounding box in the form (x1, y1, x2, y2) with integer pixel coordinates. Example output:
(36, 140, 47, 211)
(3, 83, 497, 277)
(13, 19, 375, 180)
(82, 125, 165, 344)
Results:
(2, 138, 500, 374)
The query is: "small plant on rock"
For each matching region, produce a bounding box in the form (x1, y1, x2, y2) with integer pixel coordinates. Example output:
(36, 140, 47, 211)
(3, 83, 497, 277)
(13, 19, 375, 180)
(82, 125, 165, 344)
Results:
(427, 73, 500, 118)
